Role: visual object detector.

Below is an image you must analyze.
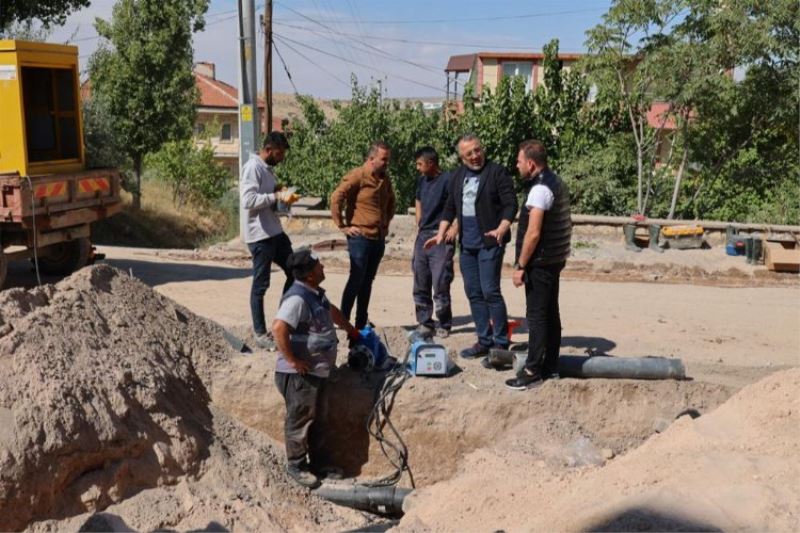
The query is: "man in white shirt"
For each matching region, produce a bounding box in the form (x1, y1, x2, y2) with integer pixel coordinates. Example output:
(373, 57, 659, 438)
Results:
(507, 140, 572, 390)
(240, 131, 299, 349)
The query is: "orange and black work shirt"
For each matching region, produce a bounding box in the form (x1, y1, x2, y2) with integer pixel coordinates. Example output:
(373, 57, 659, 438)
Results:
(330, 164, 396, 240)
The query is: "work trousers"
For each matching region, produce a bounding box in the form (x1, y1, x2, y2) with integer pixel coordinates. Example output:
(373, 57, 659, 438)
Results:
(523, 261, 565, 376)
(412, 230, 454, 330)
(274, 372, 329, 468)
(459, 246, 509, 348)
(341, 235, 385, 330)
(248, 232, 294, 335)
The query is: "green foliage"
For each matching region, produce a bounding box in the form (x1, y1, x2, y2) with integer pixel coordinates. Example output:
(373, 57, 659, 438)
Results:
(279, 79, 450, 212)
(88, 0, 209, 209)
(0, 0, 90, 29)
(147, 139, 231, 207)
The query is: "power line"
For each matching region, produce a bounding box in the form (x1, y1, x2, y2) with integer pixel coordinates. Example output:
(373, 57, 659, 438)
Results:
(273, 40, 299, 94)
(274, 3, 605, 24)
(273, 35, 351, 88)
(273, 20, 553, 51)
(274, 32, 447, 94)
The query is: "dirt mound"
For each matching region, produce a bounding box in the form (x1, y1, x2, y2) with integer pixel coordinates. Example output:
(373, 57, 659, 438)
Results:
(398, 367, 800, 532)
(0, 265, 363, 531)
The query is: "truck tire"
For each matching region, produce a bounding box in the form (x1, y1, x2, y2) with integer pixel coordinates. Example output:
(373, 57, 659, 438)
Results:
(37, 237, 91, 275)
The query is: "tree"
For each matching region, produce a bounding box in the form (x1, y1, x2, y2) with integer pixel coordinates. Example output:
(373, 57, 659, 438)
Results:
(147, 139, 230, 207)
(88, 0, 208, 209)
(0, 0, 90, 30)
(584, 0, 686, 215)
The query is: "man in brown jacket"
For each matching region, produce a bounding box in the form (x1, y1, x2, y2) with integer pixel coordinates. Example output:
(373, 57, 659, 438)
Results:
(330, 142, 396, 329)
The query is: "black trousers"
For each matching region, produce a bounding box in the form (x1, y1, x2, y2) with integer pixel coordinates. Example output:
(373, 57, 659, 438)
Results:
(523, 261, 565, 376)
(274, 372, 328, 468)
(341, 235, 385, 329)
(247, 232, 294, 335)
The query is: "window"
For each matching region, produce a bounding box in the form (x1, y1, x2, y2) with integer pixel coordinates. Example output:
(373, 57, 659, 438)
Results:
(22, 67, 80, 162)
(220, 123, 232, 141)
(501, 62, 533, 92)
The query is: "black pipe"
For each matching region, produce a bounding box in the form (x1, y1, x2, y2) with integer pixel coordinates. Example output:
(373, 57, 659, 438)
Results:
(313, 482, 412, 515)
(488, 349, 686, 380)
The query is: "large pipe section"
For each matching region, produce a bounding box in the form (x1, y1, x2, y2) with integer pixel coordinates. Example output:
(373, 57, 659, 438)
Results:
(313, 482, 412, 515)
(488, 350, 686, 380)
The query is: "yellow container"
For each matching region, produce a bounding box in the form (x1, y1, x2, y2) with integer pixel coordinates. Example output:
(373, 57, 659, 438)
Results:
(0, 40, 85, 177)
(662, 225, 704, 237)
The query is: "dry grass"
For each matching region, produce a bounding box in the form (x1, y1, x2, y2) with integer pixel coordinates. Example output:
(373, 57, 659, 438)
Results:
(91, 179, 233, 249)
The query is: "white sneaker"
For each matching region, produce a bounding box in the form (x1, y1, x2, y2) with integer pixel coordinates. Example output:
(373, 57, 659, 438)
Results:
(254, 333, 276, 351)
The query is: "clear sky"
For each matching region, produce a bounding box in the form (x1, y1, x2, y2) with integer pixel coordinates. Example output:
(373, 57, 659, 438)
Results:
(49, 0, 613, 99)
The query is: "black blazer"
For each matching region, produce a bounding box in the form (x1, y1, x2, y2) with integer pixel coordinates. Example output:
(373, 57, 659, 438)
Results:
(442, 160, 518, 248)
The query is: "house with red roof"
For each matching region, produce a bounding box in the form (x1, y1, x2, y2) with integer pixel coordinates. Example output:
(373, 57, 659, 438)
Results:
(193, 62, 282, 176)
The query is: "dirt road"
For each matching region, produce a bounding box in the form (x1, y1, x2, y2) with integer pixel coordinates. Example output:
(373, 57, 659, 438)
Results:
(7, 244, 793, 388)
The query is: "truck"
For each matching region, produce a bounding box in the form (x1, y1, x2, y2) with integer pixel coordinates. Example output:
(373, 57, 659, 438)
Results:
(0, 39, 122, 288)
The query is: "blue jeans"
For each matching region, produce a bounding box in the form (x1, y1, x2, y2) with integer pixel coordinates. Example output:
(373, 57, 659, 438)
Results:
(459, 246, 509, 347)
(248, 232, 294, 335)
(341, 235, 385, 329)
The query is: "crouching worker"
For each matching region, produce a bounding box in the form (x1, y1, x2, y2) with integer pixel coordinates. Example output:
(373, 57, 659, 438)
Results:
(272, 248, 359, 488)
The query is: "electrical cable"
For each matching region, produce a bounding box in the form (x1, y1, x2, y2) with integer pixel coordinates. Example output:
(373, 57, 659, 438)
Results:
(273, 35, 351, 88)
(272, 40, 299, 95)
(362, 333, 416, 489)
(273, 33, 448, 94)
(23, 176, 42, 286)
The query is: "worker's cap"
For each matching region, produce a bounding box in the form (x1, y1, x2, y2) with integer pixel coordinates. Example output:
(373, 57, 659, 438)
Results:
(287, 247, 320, 278)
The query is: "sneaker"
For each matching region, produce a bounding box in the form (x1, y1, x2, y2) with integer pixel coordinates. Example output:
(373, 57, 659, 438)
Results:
(254, 333, 276, 351)
(415, 324, 434, 339)
(460, 344, 490, 359)
(505, 369, 544, 391)
(313, 465, 345, 480)
(286, 464, 320, 489)
(435, 327, 450, 339)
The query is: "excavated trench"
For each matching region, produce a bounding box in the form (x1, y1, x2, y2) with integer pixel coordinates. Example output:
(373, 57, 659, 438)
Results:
(212, 327, 735, 490)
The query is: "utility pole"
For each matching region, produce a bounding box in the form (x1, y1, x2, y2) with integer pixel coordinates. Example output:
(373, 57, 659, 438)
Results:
(237, 0, 259, 238)
(263, 0, 273, 133)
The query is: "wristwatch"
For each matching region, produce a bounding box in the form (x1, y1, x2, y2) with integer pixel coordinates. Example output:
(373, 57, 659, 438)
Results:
(514, 262, 524, 270)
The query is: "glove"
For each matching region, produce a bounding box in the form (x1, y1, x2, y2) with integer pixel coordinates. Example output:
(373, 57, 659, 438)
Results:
(275, 189, 300, 205)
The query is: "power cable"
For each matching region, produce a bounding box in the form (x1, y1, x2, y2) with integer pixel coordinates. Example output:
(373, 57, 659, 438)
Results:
(272, 40, 299, 95)
(273, 35, 351, 88)
(23, 176, 42, 286)
(274, 32, 448, 94)
(274, 3, 605, 24)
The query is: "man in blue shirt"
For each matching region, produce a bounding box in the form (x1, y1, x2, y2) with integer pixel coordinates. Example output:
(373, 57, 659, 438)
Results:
(412, 146, 456, 338)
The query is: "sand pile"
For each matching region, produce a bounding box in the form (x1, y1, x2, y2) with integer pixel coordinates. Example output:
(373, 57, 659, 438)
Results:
(0, 265, 363, 531)
(398, 367, 800, 531)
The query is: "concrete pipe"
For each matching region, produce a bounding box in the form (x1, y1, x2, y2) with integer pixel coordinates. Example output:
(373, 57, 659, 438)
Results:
(313, 482, 412, 515)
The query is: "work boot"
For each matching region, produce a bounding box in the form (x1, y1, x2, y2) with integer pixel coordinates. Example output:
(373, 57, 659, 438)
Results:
(623, 224, 641, 252)
(648, 225, 664, 253)
(286, 464, 320, 489)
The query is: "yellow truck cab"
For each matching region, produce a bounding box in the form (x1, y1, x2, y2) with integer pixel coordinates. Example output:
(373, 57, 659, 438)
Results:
(0, 39, 121, 287)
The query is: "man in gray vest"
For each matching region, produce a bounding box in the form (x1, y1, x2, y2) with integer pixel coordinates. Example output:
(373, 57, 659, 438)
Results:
(506, 140, 572, 390)
(272, 249, 359, 487)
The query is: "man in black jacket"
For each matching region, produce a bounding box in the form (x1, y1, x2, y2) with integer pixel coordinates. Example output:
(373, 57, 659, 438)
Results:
(507, 140, 572, 390)
(425, 134, 518, 359)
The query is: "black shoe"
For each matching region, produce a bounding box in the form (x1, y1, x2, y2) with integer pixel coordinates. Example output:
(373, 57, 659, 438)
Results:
(460, 343, 490, 359)
(435, 327, 450, 339)
(286, 464, 320, 489)
(480, 356, 493, 369)
(505, 369, 544, 391)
